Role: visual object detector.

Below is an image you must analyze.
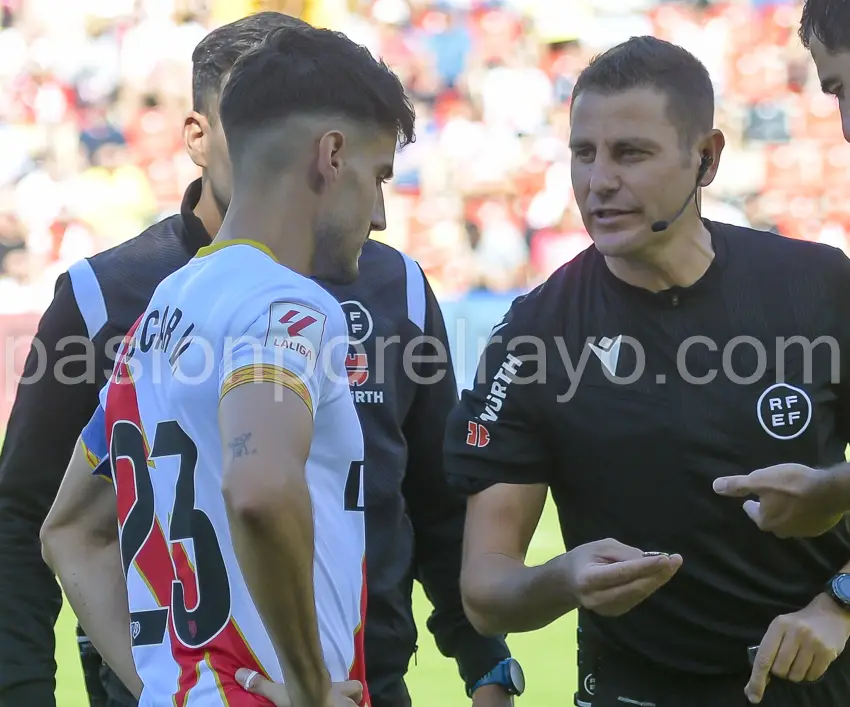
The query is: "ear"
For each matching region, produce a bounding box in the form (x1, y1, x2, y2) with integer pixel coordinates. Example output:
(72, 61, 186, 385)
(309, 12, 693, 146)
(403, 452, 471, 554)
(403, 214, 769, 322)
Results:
(697, 129, 725, 187)
(184, 111, 210, 169)
(316, 131, 345, 188)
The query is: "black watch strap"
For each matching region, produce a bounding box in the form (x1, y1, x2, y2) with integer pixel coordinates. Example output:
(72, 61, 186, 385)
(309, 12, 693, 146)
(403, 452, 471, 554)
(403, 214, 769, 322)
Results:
(825, 573, 850, 612)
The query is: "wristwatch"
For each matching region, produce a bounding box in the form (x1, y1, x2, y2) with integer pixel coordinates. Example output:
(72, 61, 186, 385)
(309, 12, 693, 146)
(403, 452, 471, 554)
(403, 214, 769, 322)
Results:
(825, 572, 850, 612)
(468, 658, 525, 698)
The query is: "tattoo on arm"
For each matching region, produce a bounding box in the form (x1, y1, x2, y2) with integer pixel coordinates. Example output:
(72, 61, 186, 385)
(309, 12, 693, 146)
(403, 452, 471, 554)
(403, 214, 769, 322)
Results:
(228, 433, 256, 460)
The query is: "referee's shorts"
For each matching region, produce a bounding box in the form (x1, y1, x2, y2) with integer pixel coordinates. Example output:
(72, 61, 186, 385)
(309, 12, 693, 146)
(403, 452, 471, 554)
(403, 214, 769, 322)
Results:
(579, 639, 850, 707)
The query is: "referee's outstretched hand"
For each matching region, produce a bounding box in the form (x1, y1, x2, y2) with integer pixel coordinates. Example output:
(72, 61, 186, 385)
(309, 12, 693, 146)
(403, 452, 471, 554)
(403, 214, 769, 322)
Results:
(713, 464, 846, 539)
(235, 668, 363, 707)
(562, 538, 683, 617)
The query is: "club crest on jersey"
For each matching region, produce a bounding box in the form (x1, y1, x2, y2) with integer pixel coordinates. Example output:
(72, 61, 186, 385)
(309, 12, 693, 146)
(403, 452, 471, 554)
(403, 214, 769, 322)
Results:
(346, 352, 370, 387)
(265, 302, 327, 375)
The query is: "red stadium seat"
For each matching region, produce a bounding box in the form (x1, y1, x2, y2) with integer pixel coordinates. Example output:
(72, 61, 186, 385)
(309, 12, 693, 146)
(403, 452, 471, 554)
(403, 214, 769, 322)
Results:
(799, 94, 846, 142)
(821, 142, 850, 184)
(763, 144, 825, 192)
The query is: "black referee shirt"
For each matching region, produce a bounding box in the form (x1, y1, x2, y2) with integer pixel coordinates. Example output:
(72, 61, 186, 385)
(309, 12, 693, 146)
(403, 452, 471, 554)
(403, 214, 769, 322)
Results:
(444, 219, 850, 675)
(0, 180, 508, 706)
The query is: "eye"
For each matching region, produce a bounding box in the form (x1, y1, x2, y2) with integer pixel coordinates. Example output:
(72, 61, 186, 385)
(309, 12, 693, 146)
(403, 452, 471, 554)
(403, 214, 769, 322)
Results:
(572, 148, 595, 163)
(620, 147, 644, 158)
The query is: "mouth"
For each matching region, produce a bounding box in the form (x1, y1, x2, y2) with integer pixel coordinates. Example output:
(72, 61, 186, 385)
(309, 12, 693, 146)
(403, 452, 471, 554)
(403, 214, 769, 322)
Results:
(591, 208, 640, 222)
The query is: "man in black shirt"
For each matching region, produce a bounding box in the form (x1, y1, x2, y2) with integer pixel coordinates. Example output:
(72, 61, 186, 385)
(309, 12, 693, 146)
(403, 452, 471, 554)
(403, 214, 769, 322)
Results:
(443, 36, 850, 706)
(0, 12, 513, 707)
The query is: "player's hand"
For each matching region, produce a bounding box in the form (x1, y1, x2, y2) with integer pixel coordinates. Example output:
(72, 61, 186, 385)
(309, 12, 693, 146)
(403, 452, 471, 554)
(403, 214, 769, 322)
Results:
(713, 464, 847, 538)
(745, 593, 850, 704)
(561, 538, 683, 617)
(235, 668, 363, 707)
(471, 683, 513, 707)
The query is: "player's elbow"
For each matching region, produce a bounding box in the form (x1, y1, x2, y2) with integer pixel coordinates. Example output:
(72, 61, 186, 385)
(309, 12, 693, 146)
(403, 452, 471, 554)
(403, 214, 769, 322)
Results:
(39, 516, 62, 572)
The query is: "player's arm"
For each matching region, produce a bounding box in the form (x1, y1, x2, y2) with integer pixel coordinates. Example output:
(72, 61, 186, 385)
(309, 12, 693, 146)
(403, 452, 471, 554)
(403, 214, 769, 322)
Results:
(39, 407, 142, 699)
(401, 271, 511, 691)
(0, 270, 101, 705)
(219, 298, 336, 707)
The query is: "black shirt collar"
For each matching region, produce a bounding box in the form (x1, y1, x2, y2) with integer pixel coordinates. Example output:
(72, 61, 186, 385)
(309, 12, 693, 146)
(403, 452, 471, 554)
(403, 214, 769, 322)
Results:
(179, 179, 212, 253)
(599, 218, 727, 306)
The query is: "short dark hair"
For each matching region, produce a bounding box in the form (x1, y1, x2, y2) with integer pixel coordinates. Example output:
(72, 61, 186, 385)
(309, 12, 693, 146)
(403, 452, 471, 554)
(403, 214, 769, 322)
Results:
(572, 36, 714, 150)
(219, 25, 415, 150)
(799, 0, 850, 52)
(191, 11, 308, 116)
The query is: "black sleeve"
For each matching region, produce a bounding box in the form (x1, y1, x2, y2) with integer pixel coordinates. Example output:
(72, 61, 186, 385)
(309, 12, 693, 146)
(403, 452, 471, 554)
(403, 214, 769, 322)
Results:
(402, 272, 510, 693)
(0, 272, 101, 705)
(443, 298, 551, 495)
(836, 250, 850, 444)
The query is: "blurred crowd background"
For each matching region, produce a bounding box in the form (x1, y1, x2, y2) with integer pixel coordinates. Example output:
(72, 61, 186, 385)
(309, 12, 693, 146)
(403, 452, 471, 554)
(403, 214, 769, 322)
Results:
(1, 0, 849, 315)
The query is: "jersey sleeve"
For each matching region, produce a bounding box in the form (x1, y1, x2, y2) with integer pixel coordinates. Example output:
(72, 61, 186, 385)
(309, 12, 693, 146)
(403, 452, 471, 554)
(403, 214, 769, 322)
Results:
(834, 249, 850, 442)
(219, 291, 346, 416)
(81, 398, 111, 481)
(443, 300, 552, 494)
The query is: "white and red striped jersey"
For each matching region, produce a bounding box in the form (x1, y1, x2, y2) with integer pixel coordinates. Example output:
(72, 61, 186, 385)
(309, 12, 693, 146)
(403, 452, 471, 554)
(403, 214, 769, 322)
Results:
(81, 239, 368, 707)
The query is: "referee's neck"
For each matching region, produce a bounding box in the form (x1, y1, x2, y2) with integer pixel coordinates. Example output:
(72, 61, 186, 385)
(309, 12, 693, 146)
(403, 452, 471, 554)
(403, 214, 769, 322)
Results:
(605, 219, 714, 293)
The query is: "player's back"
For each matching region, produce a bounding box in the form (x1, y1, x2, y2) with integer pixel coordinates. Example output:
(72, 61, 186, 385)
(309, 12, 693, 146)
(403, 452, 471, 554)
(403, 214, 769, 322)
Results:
(102, 240, 367, 706)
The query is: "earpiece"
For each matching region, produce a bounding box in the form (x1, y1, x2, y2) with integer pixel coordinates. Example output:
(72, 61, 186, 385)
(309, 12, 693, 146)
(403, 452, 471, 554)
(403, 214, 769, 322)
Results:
(651, 152, 714, 233)
(697, 153, 712, 185)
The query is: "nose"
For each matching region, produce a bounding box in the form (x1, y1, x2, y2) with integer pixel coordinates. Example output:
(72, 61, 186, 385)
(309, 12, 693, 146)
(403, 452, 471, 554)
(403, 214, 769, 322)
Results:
(841, 102, 850, 144)
(588, 159, 621, 196)
(371, 186, 387, 233)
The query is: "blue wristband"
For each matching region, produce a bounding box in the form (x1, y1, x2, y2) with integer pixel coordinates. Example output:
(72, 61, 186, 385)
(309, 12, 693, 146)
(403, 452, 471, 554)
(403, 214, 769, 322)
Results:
(469, 658, 525, 697)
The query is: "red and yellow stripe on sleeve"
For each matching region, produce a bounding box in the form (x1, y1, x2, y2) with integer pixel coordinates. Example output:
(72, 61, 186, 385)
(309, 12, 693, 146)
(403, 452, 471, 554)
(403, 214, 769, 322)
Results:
(82, 439, 101, 470)
(220, 364, 313, 415)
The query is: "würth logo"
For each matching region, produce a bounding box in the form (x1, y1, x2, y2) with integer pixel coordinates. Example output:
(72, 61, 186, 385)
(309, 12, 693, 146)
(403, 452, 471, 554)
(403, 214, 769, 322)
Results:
(346, 352, 370, 387)
(466, 421, 490, 448)
(279, 309, 317, 337)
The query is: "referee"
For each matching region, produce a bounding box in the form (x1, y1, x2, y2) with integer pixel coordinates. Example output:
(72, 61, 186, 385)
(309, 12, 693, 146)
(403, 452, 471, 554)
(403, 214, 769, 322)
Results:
(0, 13, 514, 707)
(444, 36, 850, 706)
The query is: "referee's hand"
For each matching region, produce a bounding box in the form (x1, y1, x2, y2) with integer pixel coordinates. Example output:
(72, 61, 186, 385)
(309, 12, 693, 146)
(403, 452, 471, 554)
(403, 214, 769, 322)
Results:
(562, 538, 683, 617)
(235, 668, 363, 707)
(745, 593, 850, 703)
(713, 464, 846, 538)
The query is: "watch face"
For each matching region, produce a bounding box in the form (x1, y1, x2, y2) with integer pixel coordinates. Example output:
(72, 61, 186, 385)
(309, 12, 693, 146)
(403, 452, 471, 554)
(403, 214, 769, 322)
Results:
(834, 574, 850, 603)
(509, 660, 525, 695)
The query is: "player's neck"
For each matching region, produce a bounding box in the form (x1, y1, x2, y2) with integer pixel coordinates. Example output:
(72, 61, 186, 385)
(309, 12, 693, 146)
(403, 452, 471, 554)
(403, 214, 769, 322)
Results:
(217, 190, 314, 277)
(193, 176, 223, 241)
(604, 217, 714, 293)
